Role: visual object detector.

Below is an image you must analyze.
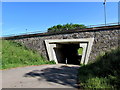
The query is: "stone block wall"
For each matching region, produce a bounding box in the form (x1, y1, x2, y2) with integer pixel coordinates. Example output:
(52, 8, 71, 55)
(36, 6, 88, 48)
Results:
(5, 25, 119, 63)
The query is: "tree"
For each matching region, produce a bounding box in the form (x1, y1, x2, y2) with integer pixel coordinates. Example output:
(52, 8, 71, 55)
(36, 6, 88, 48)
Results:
(47, 23, 87, 32)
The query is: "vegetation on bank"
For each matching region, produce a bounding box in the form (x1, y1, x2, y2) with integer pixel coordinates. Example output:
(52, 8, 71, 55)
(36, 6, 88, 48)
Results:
(48, 23, 87, 32)
(0, 40, 55, 69)
(78, 48, 120, 89)
(78, 48, 83, 55)
(0, 40, 2, 69)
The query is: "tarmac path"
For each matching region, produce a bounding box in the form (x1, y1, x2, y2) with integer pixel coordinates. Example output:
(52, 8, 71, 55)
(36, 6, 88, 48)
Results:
(2, 64, 80, 88)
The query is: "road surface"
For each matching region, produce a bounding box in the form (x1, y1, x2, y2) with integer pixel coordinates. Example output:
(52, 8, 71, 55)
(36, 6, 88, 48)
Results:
(2, 64, 80, 88)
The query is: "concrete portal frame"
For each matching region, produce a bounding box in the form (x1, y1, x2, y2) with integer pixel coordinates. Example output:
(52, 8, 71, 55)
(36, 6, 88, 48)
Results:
(45, 38, 94, 65)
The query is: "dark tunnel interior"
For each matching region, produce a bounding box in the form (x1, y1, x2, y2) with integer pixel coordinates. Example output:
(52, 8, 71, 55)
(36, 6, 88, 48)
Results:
(54, 43, 82, 65)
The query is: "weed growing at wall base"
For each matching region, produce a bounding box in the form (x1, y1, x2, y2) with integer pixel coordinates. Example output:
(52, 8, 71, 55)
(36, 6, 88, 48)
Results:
(78, 48, 120, 89)
(1, 40, 55, 69)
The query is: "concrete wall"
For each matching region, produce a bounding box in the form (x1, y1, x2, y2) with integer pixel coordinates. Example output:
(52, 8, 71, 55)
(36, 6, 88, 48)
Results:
(4, 25, 120, 63)
(45, 38, 94, 64)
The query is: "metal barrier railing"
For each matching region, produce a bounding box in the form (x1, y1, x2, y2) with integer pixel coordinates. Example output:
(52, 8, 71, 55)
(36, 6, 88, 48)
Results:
(2, 22, 120, 37)
(88, 22, 119, 28)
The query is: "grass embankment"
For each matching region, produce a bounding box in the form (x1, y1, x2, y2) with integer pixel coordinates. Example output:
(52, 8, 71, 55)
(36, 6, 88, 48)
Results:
(0, 40, 55, 70)
(78, 48, 120, 89)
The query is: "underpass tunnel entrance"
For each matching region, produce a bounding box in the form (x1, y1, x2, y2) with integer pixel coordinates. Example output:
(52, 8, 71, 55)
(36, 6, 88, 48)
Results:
(54, 43, 83, 65)
(45, 38, 94, 65)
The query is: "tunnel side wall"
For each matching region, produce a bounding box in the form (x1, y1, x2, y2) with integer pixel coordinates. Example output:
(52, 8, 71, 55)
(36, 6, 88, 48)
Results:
(4, 27, 119, 63)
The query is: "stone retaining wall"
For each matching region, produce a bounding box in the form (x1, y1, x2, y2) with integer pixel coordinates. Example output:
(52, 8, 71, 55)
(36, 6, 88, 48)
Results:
(4, 25, 120, 63)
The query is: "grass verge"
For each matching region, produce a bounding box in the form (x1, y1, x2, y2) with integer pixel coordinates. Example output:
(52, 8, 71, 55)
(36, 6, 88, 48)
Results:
(78, 47, 120, 89)
(0, 40, 55, 70)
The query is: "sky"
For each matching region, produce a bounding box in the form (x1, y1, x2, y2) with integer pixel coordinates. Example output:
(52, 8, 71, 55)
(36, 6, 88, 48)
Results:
(1, 2, 119, 37)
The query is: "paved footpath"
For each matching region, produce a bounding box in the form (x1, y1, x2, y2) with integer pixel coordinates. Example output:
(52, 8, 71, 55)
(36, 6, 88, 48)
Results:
(2, 64, 80, 88)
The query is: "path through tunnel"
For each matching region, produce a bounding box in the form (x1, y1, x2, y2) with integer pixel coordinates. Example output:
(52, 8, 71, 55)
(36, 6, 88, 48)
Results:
(54, 43, 82, 65)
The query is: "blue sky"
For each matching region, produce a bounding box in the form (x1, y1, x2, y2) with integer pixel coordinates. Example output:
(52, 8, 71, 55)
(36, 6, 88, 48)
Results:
(2, 2, 118, 36)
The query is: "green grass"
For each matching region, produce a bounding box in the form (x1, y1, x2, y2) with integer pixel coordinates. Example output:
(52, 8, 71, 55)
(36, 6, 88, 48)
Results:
(0, 40, 2, 69)
(78, 48, 83, 55)
(0, 40, 55, 69)
(78, 48, 120, 89)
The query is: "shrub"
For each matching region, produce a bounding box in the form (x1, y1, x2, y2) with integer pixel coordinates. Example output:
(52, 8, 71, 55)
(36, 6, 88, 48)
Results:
(78, 48, 120, 89)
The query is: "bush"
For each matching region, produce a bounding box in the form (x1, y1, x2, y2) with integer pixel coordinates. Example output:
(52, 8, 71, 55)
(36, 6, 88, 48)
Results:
(48, 23, 87, 32)
(78, 48, 120, 89)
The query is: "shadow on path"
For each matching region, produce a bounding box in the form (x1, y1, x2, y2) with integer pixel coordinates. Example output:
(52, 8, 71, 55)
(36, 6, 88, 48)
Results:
(24, 65, 79, 88)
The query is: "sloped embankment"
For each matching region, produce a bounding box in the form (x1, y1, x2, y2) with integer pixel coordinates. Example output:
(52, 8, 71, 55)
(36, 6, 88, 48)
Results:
(78, 47, 120, 89)
(1, 40, 55, 69)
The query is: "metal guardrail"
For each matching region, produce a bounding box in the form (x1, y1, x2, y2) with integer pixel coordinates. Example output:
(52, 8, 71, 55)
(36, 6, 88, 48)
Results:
(88, 22, 120, 28)
(2, 31, 45, 37)
(2, 22, 120, 37)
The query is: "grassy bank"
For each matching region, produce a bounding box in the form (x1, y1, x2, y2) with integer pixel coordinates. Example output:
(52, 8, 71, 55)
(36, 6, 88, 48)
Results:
(78, 48, 120, 89)
(0, 40, 55, 69)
